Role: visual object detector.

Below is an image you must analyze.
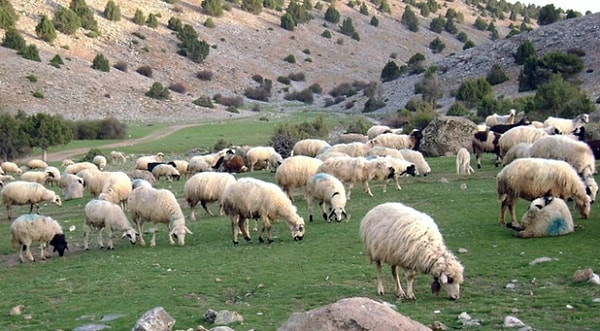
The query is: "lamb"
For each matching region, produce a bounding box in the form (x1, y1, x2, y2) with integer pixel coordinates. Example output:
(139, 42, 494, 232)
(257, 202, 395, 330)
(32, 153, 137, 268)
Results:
(292, 139, 331, 157)
(221, 177, 305, 245)
(92, 155, 108, 170)
(360, 202, 464, 300)
(496, 158, 591, 226)
(135, 152, 165, 170)
(126, 169, 156, 185)
(127, 179, 192, 246)
(399, 149, 431, 176)
(305, 172, 349, 222)
(26, 159, 48, 170)
(183, 172, 237, 221)
(58, 174, 85, 200)
(506, 196, 574, 238)
(65, 161, 98, 175)
(316, 156, 395, 199)
(456, 148, 474, 175)
(367, 130, 423, 151)
(10, 214, 68, 263)
(97, 171, 132, 209)
(485, 108, 517, 127)
(246, 146, 283, 172)
(1, 181, 62, 220)
(275, 155, 324, 201)
(110, 150, 127, 163)
(501, 142, 531, 167)
(187, 157, 212, 173)
(367, 125, 392, 139)
(83, 199, 138, 250)
(472, 129, 502, 168)
(151, 164, 181, 182)
(543, 114, 589, 135)
(1, 162, 22, 175)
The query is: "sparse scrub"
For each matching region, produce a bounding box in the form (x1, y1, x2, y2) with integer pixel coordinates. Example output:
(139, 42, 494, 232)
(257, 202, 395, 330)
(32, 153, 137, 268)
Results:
(49, 54, 64, 68)
(91, 53, 110, 72)
(136, 65, 153, 77)
(133, 8, 145, 25)
(145, 13, 159, 28)
(486, 63, 509, 85)
(18, 44, 41, 62)
(113, 61, 128, 72)
(35, 15, 57, 43)
(284, 54, 296, 63)
(197, 70, 214, 81)
(32, 90, 44, 99)
(321, 29, 332, 38)
(202, 0, 224, 16)
(167, 16, 182, 31)
(103, 0, 121, 21)
(288, 72, 305, 81)
(145, 82, 170, 100)
(169, 82, 187, 94)
(277, 76, 291, 85)
(192, 95, 215, 108)
(2, 28, 26, 50)
(204, 18, 215, 28)
(217, 95, 244, 108)
(26, 74, 38, 82)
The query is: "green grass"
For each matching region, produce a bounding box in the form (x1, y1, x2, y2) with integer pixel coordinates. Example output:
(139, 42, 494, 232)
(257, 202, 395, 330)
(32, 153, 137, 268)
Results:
(1, 118, 600, 330)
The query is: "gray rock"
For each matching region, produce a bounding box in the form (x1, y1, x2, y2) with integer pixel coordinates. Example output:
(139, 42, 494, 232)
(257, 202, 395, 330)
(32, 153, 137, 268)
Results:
(214, 310, 243, 325)
(131, 307, 176, 331)
(420, 116, 479, 157)
(73, 324, 111, 331)
(203, 309, 217, 324)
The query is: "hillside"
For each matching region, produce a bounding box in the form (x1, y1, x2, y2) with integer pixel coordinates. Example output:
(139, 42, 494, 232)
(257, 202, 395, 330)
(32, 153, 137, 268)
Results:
(0, 0, 596, 123)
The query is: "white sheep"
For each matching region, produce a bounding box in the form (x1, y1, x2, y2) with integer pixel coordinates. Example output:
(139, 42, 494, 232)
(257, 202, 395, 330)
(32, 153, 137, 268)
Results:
(335, 133, 369, 144)
(318, 142, 371, 158)
(151, 164, 181, 182)
(367, 132, 418, 150)
(127, 179, 192, 246)
(92, 155, 108, 170)
(135, 152, 165, 170)
(65, 161, 98, 175)
(246, 146, 282, 172)
(1, 162, 22, 175)
(0, 174, 15, 187)
(187, 157, 212, 173)
(317, 156, 395, 199)
(221, 177, 305, 245)
(1, 181, 62, 220)
(381, 156, 417, 192)
(497, 125, 554, 158)
(455, 148, 474, 175)
(360, 202, 464, 300)
(110, 150, 127, 163)
(367, 146, 405, 159)
(367, 125, 392, 139)
(496, 158, 591, 226)
(58, 174, 85, 200)
(484, 108, 516, 127)
(275, 155, 324, 201)
(292, 139, 331, 157)
(183, 172, 237, 221)
(20, 170, 50, 184)
(44, 166, 61, 187)
(315, 150, 350, 161)
(10, 214, 68, 263)
(189, 149, 234, 170)
(506, 196, 574, 238)
(167, 160, 189, 177)
(472, 129, 502, 168)
(83, 199, 138, 250)
(76, 168, 112, 197)
(97, 171, 132, 209)
(305, 172, 349, 223)
(501, 142, 531, 167)
(543, 114, 589, 134)
(61, 159, 75, 167)
(26, 159, 48, 170)
(399, 149, 431, 176)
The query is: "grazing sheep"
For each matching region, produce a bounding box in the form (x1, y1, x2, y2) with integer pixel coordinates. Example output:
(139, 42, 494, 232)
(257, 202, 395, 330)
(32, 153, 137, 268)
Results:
(65, 161, 98, 175)
(167, 160, 190, 177)
(335, 133, 369, 144)
(0, 174, 15, 187)
(305, 173, 349, 222)
(97, 171, 132, 209)
(10, 214, 68, 263)
(292, 139, 331, 157)
(126, 169, 156, 185)
(456, 148, 474, 175)
(497, 125, 554, 159)
(246, 146, 282, 172)
(382, 156, 417, 192)
(190, 149, 235, 171)
(543, 114, 589, 135)
(367, 130, 422, 151)
(399, 149, 431, 176)
(92, 155, 108, 170)
(317, 156, 395, 199)
(496, 158, 591, 226)
(20, 170, 50, 184)
(110, 150, 127, 163)
(485, 108, 517, 127)
(76, 168, 112, 197)
(506, 196, 574, 238)
(501, 142, 532, 166)
(489, 116, 531, 134)
(135, 152, 165, 170)
(472, 130, 502, 168)
(360, 202, 464, 300)
(61, 159, 75, 167)
(275, 155, 324, 201)
(187, 157, 212, 173)
(44, 166, 61, 187)
(83, 199, 138, 250)
(367, 125, 393, 140)
(58, 174, 85, 200)
(218, 155, 247, 173)
(315, 150, 350, 161)
(26, 159, 48, 170)
(320, 142, 371, 158)
(151, 164, 181, 182)
(1, 181, 62, 221)
(127, 179, 192, 246)
(367, 146, 405, 159)
(1, 162, 22, 175)
(183, 172, 237, 221)
(222, 177, 305, 245)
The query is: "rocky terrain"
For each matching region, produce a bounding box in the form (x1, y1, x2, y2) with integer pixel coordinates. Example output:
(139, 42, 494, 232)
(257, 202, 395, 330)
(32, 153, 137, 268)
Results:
(0, 0, 598, 124)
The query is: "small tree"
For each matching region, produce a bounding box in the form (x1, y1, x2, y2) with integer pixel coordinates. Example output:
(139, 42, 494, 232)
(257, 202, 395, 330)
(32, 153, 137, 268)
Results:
(70, 0, 98, 32)
(537, 4, 561, 25)
(2, 28, 26, 50)
(280, 12, 296, 30)
(486, 63, 509, 85)
(52, 6, 81, 35)
(381, 60, 401, 82)
(202, 0, 224, 17)
(146, 13, 158, 28)
(23, 113, 73, 161)
(103, 0, 121, 21)
(49, 54, 64, 68)
(91, 53, 110, 72)
(242, 0, 262, 14)
(340, 17, 355, 36)
(145, 82, 171, 100)
(133, 9, 145, 25)
(370, 15, 378, 27)
(324, 6, 340, 23)
(18, 44, 41, 62)
(35, 15, 57, 43)
(429, 37, 445, 54)
(359, 2, 368, 15)
(401, 6, 419, 32)
(429, 15, 445, 33)
(0, 0, 18, 29)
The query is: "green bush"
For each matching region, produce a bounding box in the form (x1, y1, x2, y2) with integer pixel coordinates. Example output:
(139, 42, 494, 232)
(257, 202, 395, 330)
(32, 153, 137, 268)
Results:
(473, 16, 487, 30)
(277, 76, 291, 85)
(192, 95, 215, 108)
(270, 116, 328, 157)
(70, 0, 98, 32)
(380, 60, 401, 82)
(167, 16, 182, 31)
(202, 0, 224, 16)
(197, 70, 214, 81)
(70, 117, 127, 140)
(91, 53, 110, 72)
(114, 61, 128, 72)
(324, 6, 339, 23)
(446, 102, 470, 116)
(136, 65, 153, 77)
(242, 0, 263, 14)
(284, 88, 314, 104)
(49, 54, 64, 68)
(486, 63, 509, 85)
(169, 82, 187, 94)
(133, 9, 145, 25)
(17, 44, 41, 62)
(32, 90, 44, 98)
(280, 12, 296, 30)
(321, 29, 332, 38)
(401, 6, 419, 32)
(26, 74, 38, 82)
(429, 37, 445, 53)
(103, 0, 121, 21)
(145, 82, 171, 100)
(146, 13, 159, 28)
(463, 39, 475, 50)
(0, 0, 18, 29)
(456, 77, 492, 107)
(52, 6, 81, 35)
(36, 15, 57, 43)
(1, 28, 26, 50)
(204, 17, 216, 28)
(283, 54, 296, 63)
(370, 15, 379, 27)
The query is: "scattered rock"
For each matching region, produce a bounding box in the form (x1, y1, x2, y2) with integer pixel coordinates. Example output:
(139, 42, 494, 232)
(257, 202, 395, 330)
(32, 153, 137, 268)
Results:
(566, 304, 574, 309)
(101, 314, 125, 322)
(460, 183, 467, 190)
(420, 116, 479, 157)
(588, 273, 600, 285)
(431, 320, 448, 330)
(457, 248, 468, 254)
(132, 307, 176, 331)
(504, 315, 525, 327)
(458, 311, 481, 327)
(528, 256, 553, 266)
(214, 310, 243, 325)
(73, 324, 111, 331)
(9, 304, 24, 316)
(203, 309, 217, 324)
(209, 327, 235, 331)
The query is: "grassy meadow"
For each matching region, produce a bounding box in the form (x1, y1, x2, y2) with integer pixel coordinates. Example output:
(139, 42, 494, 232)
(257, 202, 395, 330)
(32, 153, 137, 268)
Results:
(1, 113, 600, 331)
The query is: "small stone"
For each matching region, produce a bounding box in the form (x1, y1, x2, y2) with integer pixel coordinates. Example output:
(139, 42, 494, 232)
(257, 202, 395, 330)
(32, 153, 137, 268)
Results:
(529, 256, 553, 266)
(215, 278, 222, 282)
(23, 314, 32, 320)
(458, 248, 468, 254)
(431, 320, 447, 330)
(505, 283, 516, 289)
(460, 183, 467, 190)
(566, 304, 574, 309)
(504, 316, 525, 327)
(9, 304, 24, 316)
(573, 268, 594, 282)
(588, 273, 600, 285)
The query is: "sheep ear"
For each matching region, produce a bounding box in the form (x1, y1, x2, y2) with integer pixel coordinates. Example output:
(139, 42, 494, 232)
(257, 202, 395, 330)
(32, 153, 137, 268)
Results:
(331, 192, 340, 199)
(440, 273, 448, 284)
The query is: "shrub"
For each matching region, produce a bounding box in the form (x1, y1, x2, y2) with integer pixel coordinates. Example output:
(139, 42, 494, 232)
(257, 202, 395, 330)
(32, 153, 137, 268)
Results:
(132, 31, 145, 39)
(0, 0, 17, 29)
(280, 12, 296, 30)
(226, 106, 239, 113)
(321, 29, 332, 38)
(70, 0, 98, 32)
(514, 40, 536, 65)
(456, 31, 468, 42)
(244, 86, 271, 101)
(242, 0, 263, 14)
(456, 77, 492, 107)
(430, 15, 445, 33)
(277, 76, 291, 85)
(486, 63, 509, 85)
(91, 53, 110, 72)
(329, 82, 353, 97)
(113, 61, 128, 72)
(204, 18, 215, 28)
(324, 6, 340, 23)
(70, 118, 127, 140)
(284, 88, 314, 104)
(145, 82, 170, 100)
(49, 54, 64, 68)
(103, 0, 121, 21)
(169, 82, 187, 94)
(463, 39, 475, 50)
(308, 83, 322, 94)
(474, 16, 487, 30)
(381, 60, 401, 82)
(192, 95, 215, 108)
(80, 148, 104, 162)
(567, 48, 586, 57)
(136, 65, 153, 77)
(167, 16, 182, 31)
(288, 72, 305, 81)
(197, 70, 214, 81)
(26, 74, 38, 82)
(446, 102, 470, 116)
(370, 15, 379, 27)
(217, 95, 244, 108)
(133, 9, 145, 25)
(18, 44, 41, 62)
(401, 6, 419, 32)
(2, 28, 26, 50)
(32, 90, 44, 99)
(252, 74, 264, 84)
(340, 17, 355, 36)
(146, 13, 159, 28)
(36, 15, 57, 43)
(270, 116, 328, 157)
(283, 54, 296, 63)
(429, 37, 445, 53)
(202, 0, 224, 16)
(52, 6, 81, 35)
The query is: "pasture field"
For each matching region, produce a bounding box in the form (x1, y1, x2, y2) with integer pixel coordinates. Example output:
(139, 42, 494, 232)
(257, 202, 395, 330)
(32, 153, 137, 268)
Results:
(1, 114, 599, 331)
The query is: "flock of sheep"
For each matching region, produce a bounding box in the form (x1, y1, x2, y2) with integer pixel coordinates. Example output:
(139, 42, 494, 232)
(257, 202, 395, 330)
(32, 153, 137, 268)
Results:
(0, 111, 597, 302)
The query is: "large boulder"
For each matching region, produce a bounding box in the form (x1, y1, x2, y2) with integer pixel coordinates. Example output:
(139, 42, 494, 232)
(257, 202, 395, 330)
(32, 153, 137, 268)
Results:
(420, 116, 479, 157)
(277, 297, 431, 331)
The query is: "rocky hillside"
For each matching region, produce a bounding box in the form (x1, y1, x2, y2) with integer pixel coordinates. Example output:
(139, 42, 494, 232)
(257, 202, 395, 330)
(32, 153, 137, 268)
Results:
(0, 0, 595, 123)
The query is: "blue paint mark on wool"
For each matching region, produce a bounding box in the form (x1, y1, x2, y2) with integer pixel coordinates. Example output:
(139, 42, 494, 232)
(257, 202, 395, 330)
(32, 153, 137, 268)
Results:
(546, 217, 567, 236)
(312, 173, 329, 181)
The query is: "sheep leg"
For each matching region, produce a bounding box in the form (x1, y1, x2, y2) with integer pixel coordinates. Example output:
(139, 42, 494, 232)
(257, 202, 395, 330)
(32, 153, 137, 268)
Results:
(189, 203, 197, 221)
(475, 153, 482, 169)
(6, 205, 12, 221)
(24, 241, 34, 262)
(346, 183, 355, 200)
(307, 197, 314, 222)
(83, 223, 91, 250)
(258, 217, 273, 244)
(97, 228, 105, 249)
(231, 215, 240, 245)
(320, 201, 329, 222)
(106, 228, 114, 250)
(201, 200, 214, 217)
(404, 269, 417, 300)
(375, 261, 385, 296)
(135, 220, 146, 246)
(499, 196, 511, 226)
(391, 265, 406, 298)
(508, 200, 520, 227)
(239, 217, 251, 243)
(362, 181, 374, 197)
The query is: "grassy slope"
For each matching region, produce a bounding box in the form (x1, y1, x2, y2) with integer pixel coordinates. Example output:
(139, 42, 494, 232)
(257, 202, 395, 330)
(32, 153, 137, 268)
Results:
(1, 116, 599, 330)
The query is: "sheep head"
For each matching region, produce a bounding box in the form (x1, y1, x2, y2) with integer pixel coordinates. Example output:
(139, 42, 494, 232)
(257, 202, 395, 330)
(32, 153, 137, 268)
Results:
(122, 229, 138, 245)
(50, 233, 68, 257)
(170, 224, 193, 246)
(290, 216, 305, 241)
